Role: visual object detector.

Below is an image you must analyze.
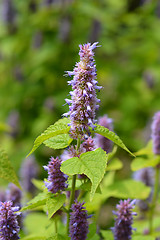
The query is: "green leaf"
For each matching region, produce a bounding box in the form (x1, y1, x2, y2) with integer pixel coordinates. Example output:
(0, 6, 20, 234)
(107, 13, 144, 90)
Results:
(135, 140, 153, 157)
(44, 134, 73, 149)
(21, 235, 46, 240)
(23, 212, 54, 236)
(131, 156, 160, 171)
(133, 215, 160, 234)
(92, 124, 135, 156)
(61, 148, 108, 200)
(88, 223, 98, 240)
(102, 171, 115, 187)
(0, 147, 21, 189)
(101, 230, 113, 240)
(89, 235, 100, 240)
(103, 179, 151, 200)
(46, 194, 66, 219)
(107, 145, 117, 161)
(106, 158, 123, 171)
(21, 192, 47, 211)
(46, 234, 67, 240)
(132, 236, 154, 240)
(27, 118, 70, 157)
(32, 179, 45, 191)
(80, 180, 101, 194)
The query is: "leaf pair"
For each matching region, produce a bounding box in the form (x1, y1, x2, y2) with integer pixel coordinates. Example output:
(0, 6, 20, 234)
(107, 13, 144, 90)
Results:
(27, 117, 134, 157)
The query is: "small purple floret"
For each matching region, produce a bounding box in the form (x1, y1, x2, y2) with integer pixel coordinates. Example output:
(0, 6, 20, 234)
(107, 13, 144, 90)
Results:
(69, 201, 89, 240)
(0, 201, 20, 240)
(151, 111, 160, 155)
(64, 42, 101, 139)
(44, 157, 68, 194)
(112, 199, 137, 240)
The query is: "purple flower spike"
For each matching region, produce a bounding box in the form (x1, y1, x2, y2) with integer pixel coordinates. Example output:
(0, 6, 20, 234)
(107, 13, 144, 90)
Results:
(151, 111, 160, 155)
(44, 157, 68, 194)
(95, 115, 113, 153)
(64, 42, 101, 139)
(69, 201, 90, 240)
(112, 199, 137, 240)
(0, 201, 20, 240)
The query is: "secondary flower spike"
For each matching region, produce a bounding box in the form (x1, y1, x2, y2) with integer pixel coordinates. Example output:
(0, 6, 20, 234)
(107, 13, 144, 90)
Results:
(64, 42, 102, 139)
(69, 201, 90, 240)
(151, 111, 160, 155)
(112, 199, 137, 240)
(44, 157, 68, 194)
(0, 201, 21, 240)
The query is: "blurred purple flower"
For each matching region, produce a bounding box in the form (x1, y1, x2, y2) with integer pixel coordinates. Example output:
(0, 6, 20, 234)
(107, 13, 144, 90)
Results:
(133, 168, 153, 212)
(43, 0, 55, 6)
(13, 65, 24, 82)
(2, 0, 16, 25)
(69, 201, 90, 240)
(6, 183, 22, 208)
(151, 111, 160, 155)
(0, 190, 6, 203)
(43, 97, 55, 112)
(95, 115, 113, 153)
(64, 42, 102, 139)
(133, 168, 154, 187)
(20, 155, 39, 196)
(58, 16, 71, 43)
(0, 201, 21, 240)
(32, 31, 43, 49)
(89, 19, 101, 43)
(112, 199, 137, 240)
(7, 110, 20, 138)
(143, 70, 155, 89)
(44, 157, 68, 194)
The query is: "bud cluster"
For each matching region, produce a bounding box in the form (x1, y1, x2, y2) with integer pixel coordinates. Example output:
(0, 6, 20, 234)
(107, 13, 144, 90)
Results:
(112, 199, 136, 240)
(44, 157, 68, 194)
(69, 201, 89, 240)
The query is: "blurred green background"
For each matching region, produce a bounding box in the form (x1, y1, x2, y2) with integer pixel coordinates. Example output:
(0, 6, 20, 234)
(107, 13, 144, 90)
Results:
(0, 0, 160, 174)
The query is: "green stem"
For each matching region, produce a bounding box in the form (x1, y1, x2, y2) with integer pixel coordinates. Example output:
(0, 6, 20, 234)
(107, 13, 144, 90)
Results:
(66, 138, 81, 235)
(66, 174, 77, 235)
(76, 137, 81, 153)
(149, 166, 160, 234)
(61, 206, 69, 213)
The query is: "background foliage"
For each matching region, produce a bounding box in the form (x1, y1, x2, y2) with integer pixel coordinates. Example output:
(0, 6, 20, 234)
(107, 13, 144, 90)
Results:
(0, 0, 160, 237)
